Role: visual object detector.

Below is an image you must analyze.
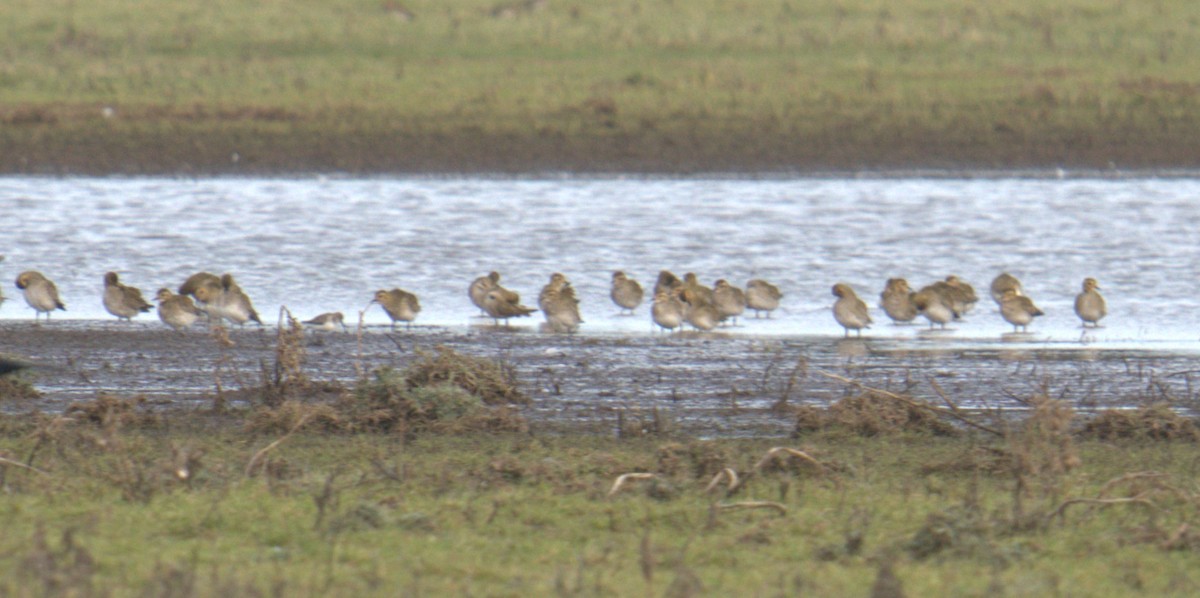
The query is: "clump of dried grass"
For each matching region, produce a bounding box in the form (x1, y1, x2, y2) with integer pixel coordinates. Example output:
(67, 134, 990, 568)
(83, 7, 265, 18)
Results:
(403, 345, 527, 405)
(64, 394, 160, 428)
(1080, 405, 1199, 441)
(244, 400, 343, 435)
(0, 375, 41, 401)
(338, 346, 527, 434)
(655, 441, 732, 479)
(793, 392, 959, 437)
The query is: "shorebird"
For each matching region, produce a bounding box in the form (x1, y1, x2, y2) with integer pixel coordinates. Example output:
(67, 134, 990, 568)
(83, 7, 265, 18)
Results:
(680, 272, 714, 307)
(651, 289, 684, 333)
(193, 274, 261, 326)
(610, 271, 644, 315)
(940, 275, 979, 315)
(879, 278, 918, 324)
(990, 272, 1024, 304)
(155, 288, 203, 333)
(469, 271, 501, 316)
(654, 270, 682, 296)
(103, 272, 153, 321)
(912, 286, 959, 329)
(482, 283, 536, 326)
(744, 279, 782, 318)
(681, 291, 721, 332)
(15, 270, 65, 322)
(999, 289, 1043, 333)
(712, 279, 747, 325)
(1074, 277, 1107, 328)
(219, 273, 262, 326)
(178, 271, 221, 299)
(832, 283, 871, 337)
(538, 273, 582, 333)
(372, 289, 421, 330)
(303, 311, 348, 332)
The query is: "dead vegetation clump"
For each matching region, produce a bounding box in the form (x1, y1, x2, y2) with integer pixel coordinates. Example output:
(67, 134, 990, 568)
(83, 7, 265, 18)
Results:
(793, 392, 959, 437)
(0, 375, 41, 401)
(244, 400, 343, 435)
(403, 346, 528, 406)
(905, 506, 999, 561)
(64, 394, 160, 428)
(655, 441, 732, 479)
(337, 346, 527, 434)
(1080, 405, 1200, 441)
(258, 309, 311, 407)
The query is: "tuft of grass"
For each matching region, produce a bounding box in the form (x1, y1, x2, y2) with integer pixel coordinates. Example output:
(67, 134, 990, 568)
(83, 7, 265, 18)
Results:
(0, 374, 42, 401)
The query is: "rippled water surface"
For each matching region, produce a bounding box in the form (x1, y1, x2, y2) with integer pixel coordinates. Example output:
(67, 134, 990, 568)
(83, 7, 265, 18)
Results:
(3, 175, 1200, 348)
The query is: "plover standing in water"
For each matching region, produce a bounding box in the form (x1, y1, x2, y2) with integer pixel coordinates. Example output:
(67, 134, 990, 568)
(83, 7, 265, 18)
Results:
(610, 271, 644, 315)
(15, 271, 65, 322)
(155, 288, 203, 333)
(744, 279, 782, 318)
(1074, 278, 1107, 328)
(103, 272, 153, 321)
(832, 283, 872, 337)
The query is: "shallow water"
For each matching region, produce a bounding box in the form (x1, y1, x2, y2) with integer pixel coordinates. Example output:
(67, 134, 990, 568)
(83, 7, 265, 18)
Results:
(3, 174, 1200, 348)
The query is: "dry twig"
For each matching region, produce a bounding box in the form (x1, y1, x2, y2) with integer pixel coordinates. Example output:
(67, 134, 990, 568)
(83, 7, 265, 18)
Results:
(1049, 497, 1158, 523)
(753, 447, 829, 475)
(704, 468, 739, 494)
(607, 472, 657, 497)
(716, 501, 787, 515)
(245, 411, 315, 477)
(0, 455, 49, 475)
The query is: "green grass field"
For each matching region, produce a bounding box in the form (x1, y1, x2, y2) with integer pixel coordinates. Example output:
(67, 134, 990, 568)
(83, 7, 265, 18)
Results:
(2, 415, 1199, 596)
(4, 0, 1200, 172)
(3, 339, 1200, 595)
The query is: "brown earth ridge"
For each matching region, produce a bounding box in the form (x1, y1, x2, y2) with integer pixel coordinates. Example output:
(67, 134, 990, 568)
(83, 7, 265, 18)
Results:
(4, 114, 1199, 175)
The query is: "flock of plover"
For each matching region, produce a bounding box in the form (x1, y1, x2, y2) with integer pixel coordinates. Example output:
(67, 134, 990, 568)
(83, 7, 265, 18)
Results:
(3, 268, 1105, 337)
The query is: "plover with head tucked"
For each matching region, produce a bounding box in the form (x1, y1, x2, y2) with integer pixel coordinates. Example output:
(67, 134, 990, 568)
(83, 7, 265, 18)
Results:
(745, 278, 782, 318)
(219, 273, 262, 326)
(610, 271, 644, 315)
(469, 271, 501, 316)
(155, 288, 203, 333)
(193, 274, 261, 326)
(1074, 278, 1107, 328)
(372, 289, 421, 330)
(680, 272, 714, 307)
(940, 275, 979, 315)
(879, 278, 918, 324)
(832, 283, 871, 337)
(651, 289, 684, 333)
(538, 273, 582, 333)
(990, 272, 1024, 305)
(712, 279, 747, 325)
(681, 291, 721, 332)
(179, 271, 221, 299)
(654, 270, 682, 296)
(1000, 289, 1043, 333)
(103, 272, 153, 321)
(15, 271, 65, 322)
(912, 285, 959, 329)
(304, 311, 348, 332)
(482, 282, 536, 326)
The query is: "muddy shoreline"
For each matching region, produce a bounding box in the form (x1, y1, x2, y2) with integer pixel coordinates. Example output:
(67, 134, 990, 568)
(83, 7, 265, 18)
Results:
(3, 321, 1197, 437)
(5, 123, 1200, 176)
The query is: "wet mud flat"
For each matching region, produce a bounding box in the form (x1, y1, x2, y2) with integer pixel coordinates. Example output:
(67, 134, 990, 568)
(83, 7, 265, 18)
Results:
(2, 321, 1199, 437)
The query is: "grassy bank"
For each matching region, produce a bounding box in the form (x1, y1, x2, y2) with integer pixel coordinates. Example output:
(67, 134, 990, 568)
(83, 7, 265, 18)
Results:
(3, 334, 1200, 595)
(2, 408, 1200, 596)
(4, 0, 1200, 173)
